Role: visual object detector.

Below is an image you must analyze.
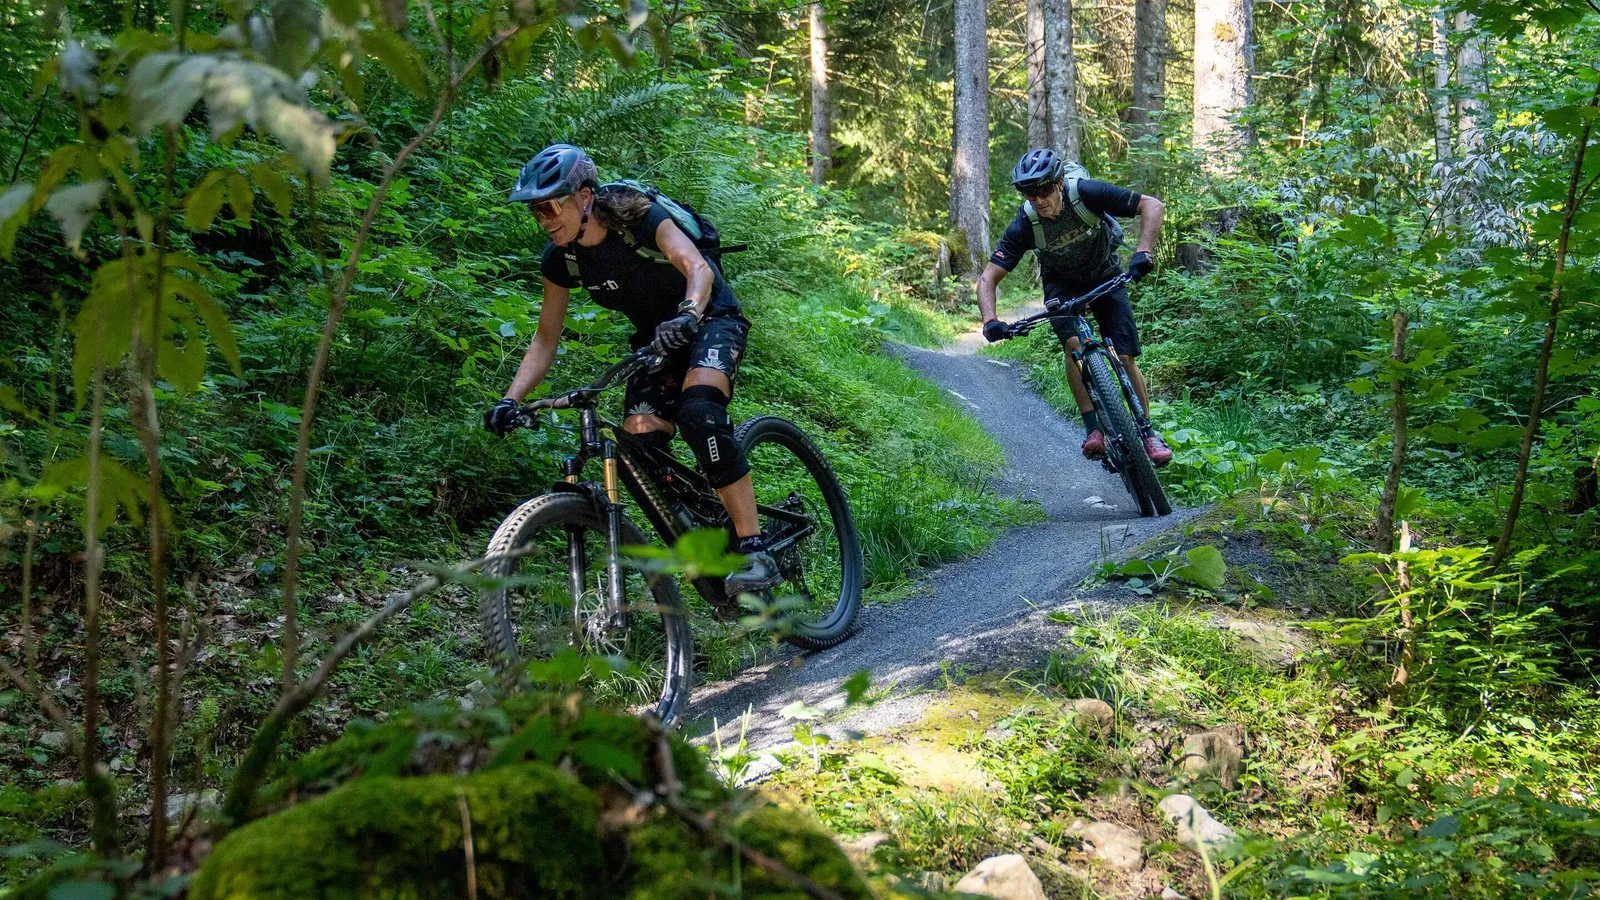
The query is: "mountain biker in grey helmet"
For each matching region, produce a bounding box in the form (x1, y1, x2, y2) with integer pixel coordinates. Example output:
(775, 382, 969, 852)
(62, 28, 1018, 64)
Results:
(976, 148, 1172, 467)
(488, 143, 780, 596)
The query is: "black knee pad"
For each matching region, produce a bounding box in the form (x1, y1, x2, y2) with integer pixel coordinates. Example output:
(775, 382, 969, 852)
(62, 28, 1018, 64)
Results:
(676, 386, 749, 489)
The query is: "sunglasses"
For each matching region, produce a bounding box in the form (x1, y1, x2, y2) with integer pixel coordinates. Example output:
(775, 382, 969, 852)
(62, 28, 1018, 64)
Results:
(529, 197, 567, 222)
(1019, 183, 1059, 200)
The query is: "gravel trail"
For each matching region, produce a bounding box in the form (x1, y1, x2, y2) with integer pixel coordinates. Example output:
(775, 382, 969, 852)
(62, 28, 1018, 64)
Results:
(685, 324, 1201, 748)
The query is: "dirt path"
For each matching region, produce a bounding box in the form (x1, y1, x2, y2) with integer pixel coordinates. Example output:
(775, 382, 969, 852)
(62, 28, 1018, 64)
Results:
(685, 324, 1201, 748)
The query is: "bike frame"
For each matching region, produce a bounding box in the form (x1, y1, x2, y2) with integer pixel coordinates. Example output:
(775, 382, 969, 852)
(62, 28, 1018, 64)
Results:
(513, 347, 817, 632)
(1009, 273, 1151, 471)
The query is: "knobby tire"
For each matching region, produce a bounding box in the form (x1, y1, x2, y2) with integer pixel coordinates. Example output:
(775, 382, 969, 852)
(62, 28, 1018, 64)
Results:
(480, 492, 694, 726)
(1085, 352, 1171, 518)
(731, 416, 864, 650)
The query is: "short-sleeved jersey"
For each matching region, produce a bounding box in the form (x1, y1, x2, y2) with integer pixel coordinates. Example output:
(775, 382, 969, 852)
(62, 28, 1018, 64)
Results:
(989, 179, 1142, 296)
(540, 200, 741, 346)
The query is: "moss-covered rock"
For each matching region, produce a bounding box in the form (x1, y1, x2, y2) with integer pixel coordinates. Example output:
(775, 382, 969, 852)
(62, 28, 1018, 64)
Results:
(193, 700, 876, 899)
(191, 764, 603, 900)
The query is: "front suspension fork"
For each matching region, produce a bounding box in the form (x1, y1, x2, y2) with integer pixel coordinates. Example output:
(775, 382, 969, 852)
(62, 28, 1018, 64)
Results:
(601, 440, 628, 628)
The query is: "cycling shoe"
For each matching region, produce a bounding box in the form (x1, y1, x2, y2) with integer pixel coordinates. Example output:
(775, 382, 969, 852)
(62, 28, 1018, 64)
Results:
(1143, 432, 1173, 468)
(1081, 430, 1107, 460)
(725, 550, 782, 595)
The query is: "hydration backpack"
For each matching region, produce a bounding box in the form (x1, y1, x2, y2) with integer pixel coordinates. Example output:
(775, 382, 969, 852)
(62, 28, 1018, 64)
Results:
(563, 180, 742, 280)
(1020, 162, 1125, 256)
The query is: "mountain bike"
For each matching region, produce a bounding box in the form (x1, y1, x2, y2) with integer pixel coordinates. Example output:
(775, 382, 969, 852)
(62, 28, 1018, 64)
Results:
(479, 344, 864, 726)
(998, 272, 1172, 518)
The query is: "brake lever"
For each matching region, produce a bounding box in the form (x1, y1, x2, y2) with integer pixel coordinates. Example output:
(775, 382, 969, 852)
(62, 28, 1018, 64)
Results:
(512, 408, 543, 431)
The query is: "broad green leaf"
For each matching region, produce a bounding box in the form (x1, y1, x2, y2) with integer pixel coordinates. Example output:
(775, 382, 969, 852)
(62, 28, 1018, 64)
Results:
(1419, 814, 1460, 838)
(486, 715, 566, 769)
(127, 53, 212, 135)
(185, 171, 228, 232)
(44, 181, 107, 256)
(780, 700, 825, 721)
(851, 752, 898, 780)
(57, 40, 100, 102)
(47, 880, 115, 900)
(251, 163, 294, 218)
(170, 275, 242, 373)
(258, 93, 337, 183)
(842, 669, 871, 705)
(326, 0, 362, 25)
(365, 28, 429, 99)
(570, 738, 644, 781)
(1173, 545, 1227, 590)
(32, 456, 153, 534)
(226, 171, 254, 226)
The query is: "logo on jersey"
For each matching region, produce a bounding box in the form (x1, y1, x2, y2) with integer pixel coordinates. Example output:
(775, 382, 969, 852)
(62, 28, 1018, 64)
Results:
(585, 279, 620, 292)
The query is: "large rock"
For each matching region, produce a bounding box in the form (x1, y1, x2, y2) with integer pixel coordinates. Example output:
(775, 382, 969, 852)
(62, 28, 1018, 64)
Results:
(1074, 820, 1143, 871)
(953, 854, 1047, 900)
(839, 831, 890, 867)
(1057, 699, 1115, 737)
(1177, 726, 1245, 790)
(1223, 619, 1309, 672)
(1157, 794, 1237, 852)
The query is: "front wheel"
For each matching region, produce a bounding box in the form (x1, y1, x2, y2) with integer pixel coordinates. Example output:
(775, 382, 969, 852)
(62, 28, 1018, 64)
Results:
(714, 416, 864, 650)
(480, 492, 694, 726)
(1084, 352, 1171, 518)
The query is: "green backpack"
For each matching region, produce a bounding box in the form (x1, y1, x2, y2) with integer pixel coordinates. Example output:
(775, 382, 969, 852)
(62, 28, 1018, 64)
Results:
(562, 180, 740, 280)
(1020, 162, 1126, 256)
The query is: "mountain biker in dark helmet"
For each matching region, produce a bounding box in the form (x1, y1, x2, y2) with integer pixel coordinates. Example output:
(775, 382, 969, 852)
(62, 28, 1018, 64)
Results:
(485, 143, 779, 594)
(976, 148, 1173, 467)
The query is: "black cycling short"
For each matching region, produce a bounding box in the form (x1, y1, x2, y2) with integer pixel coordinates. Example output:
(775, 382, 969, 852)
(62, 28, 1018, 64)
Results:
(623, 314, 750, 421)
(1046, 282, 1141, 357)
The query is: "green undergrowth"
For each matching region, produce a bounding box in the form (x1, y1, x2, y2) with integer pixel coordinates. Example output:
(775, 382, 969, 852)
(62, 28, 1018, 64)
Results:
(760, 497, 1600, 898)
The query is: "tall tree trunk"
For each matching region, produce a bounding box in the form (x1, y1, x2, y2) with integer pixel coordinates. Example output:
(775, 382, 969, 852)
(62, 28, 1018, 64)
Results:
(1192, 0, 1253, 171)
(809, 1, 831, 185)
(1431, 9, 1454, 229)
(1027, 0, 1049, 148)
(1454, 11, 1487, 153)
(1130, 0, 1167, 139)
(952, 0, 992, 274)
(1491, 80, 1599, 572)
(1375, 308, 1409, 554)
(1043, 0, 1080, 161)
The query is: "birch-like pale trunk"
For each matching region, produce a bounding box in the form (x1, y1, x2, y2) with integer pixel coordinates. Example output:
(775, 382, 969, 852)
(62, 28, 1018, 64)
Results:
(1455, 10, 1488, 153)
(952, 0, 992, 273)
(1043, 0, 1080, 161)
(1026, 0, 1049, 149)
(1192, 0, 1253, 171)
(809, 1, 831, 185)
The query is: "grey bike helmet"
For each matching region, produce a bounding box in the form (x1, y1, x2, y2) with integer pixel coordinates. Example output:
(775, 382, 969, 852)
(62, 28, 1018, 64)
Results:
(1010, 148, 1065, 193)
(510, 144, 599, 203)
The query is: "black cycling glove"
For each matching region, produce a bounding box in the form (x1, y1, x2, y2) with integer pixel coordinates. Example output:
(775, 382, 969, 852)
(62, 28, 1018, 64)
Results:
(1128, 251, 1154, 282)
(982, 319, 1011, 343)
(653, 311, 700, 351)
(484, 398, 519, 435)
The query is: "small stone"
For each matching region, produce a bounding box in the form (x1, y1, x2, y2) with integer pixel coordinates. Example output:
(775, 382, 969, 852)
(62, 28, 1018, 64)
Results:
(37, 731, 68, 752)
(839, 831, 890, 867)
(165, 789, 220, 821)
(1028, 835, 1060, 858)
(954, 854, 1048, 900)
(1157, 794, 1236, 851)
(1058, 698, 1115, 736)
(1076, 820, 1143, 872)
(1162, 887, 1189, 900)
(1178, 725, 1246, 790)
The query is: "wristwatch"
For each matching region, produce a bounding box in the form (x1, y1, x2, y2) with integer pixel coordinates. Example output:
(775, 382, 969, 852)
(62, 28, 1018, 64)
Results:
(677, 299, 703, 321)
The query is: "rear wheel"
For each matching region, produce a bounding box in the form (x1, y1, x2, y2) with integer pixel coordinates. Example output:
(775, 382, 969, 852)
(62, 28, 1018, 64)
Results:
(1085, 352, 1171, 518)
(480, 492, 693, 726)
(712, 416, 863, 650)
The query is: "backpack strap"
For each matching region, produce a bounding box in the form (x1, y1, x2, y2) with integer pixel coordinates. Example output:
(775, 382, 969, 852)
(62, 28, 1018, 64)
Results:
(1021, 200, 1050, 251)
(1064, 176, 1103, 231)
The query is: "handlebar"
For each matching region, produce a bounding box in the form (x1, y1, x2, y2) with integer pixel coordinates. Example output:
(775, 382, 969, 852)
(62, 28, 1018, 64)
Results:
(1004, 272, 1131, 339)
(512, 344, 666, 429)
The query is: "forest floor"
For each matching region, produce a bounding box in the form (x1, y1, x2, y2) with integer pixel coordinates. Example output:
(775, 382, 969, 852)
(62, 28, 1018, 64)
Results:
(687, 315, 1203, 749)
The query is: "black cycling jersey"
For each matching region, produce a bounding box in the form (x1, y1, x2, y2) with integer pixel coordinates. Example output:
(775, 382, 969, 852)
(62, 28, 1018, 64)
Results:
(989, 179, 1143, 296)
(540, 200, 742, 347)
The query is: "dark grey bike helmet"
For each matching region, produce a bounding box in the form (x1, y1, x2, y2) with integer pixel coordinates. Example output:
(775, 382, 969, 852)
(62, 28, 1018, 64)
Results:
(510, 144, 599, 203)
(1010, 148, 1065, 193)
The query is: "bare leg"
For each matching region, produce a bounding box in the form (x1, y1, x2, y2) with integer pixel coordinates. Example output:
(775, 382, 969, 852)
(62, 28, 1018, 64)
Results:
(682, 367, 762, 540)
(1120, 354, 1152, 419)
(1062, 339, 1093, 413)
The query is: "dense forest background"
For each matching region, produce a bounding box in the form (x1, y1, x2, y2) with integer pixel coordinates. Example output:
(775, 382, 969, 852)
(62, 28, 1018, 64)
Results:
(0, 0, 1597, 892)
